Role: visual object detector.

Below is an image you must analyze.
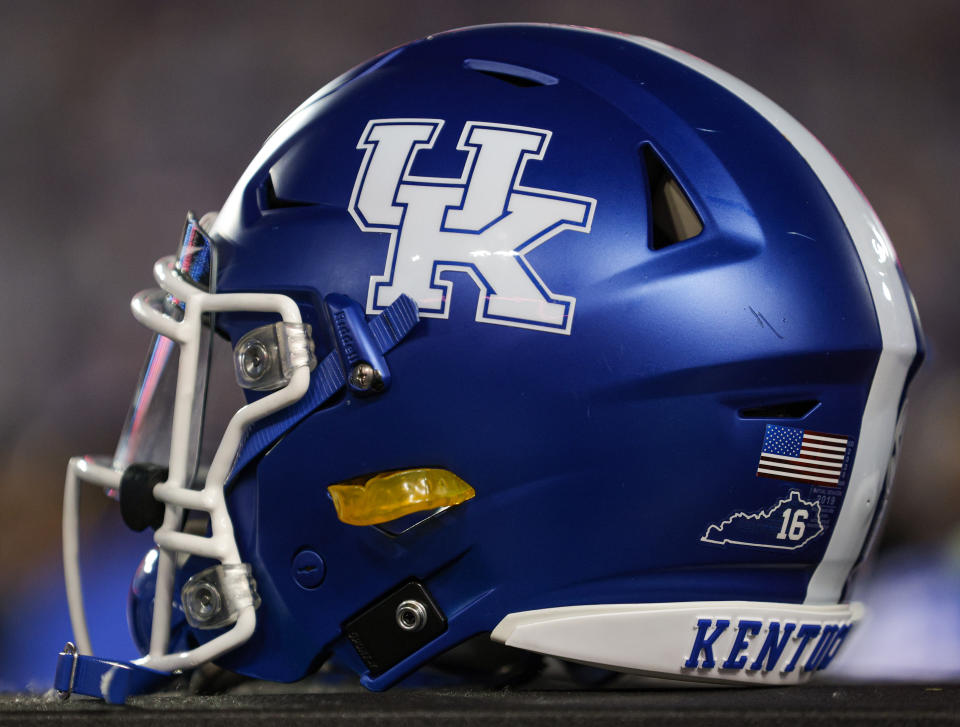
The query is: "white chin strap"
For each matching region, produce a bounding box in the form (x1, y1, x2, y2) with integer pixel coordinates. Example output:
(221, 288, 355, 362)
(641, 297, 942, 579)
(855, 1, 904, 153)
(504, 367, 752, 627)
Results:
(63, 255, 310, 672)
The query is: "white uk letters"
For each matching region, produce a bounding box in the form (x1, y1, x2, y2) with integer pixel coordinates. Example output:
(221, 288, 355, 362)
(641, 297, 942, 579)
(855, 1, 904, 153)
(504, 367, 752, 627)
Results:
(349, 119, 596, 334)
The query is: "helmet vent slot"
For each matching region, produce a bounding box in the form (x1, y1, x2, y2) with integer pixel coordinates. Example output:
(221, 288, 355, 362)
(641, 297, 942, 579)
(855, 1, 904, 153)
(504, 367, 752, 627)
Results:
(259, 174, 316, 210)
(463, 58, 558, 87)
(739, 400, 820, 419)
(642, 145, 703, 249)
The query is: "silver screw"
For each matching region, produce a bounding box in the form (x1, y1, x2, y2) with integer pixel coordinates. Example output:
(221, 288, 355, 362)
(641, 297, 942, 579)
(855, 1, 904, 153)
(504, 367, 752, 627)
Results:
(186, 582, 222, 623)
(239, 339, 270, 381)
(396, 599, 428, 632)
(349, 362, 381, 392)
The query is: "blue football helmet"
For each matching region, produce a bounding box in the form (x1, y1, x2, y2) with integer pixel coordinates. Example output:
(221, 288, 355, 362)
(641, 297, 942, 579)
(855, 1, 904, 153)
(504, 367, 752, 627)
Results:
(58, 24, 923, 701)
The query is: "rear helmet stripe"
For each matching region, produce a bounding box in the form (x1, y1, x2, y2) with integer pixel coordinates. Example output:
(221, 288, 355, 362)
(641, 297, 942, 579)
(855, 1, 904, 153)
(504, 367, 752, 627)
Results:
(618, 34, 919, 604)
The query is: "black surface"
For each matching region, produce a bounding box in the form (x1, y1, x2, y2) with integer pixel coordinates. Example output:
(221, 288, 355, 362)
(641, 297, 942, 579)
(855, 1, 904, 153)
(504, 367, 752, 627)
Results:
(343, 580, 447, 676)
(2, 684, 959, 726)
(119, 463, 167, 533)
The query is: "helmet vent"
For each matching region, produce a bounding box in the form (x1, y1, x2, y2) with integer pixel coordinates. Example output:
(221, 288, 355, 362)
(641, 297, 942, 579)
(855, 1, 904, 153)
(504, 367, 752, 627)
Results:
(259, 174, 316, 210)
(463, 58, 558, 87)
(739, 400, 820, 419)
(642, 145, 703, 249)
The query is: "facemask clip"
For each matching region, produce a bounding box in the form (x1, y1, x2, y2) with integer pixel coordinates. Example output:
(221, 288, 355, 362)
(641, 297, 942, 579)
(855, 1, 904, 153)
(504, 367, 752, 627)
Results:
(181, 563, 262, 630)
(234, 322, 317, 391)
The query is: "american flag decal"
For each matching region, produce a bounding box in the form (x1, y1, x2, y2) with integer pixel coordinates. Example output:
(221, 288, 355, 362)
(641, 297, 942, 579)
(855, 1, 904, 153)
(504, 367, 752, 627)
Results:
(756, 424, 851, 486)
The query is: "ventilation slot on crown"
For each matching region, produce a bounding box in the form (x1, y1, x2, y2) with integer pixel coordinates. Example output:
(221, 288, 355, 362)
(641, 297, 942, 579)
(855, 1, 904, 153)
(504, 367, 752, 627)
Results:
(259, 174, 316, 211)
(739, 400, 820, 420)
(642, 145, 703, 250)
(463, 59, 558, 87)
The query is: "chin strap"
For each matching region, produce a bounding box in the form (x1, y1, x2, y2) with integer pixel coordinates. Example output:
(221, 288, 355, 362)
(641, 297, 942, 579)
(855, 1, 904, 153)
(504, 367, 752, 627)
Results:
(55, 644, 172, 704)
(232, 293, 420, 476)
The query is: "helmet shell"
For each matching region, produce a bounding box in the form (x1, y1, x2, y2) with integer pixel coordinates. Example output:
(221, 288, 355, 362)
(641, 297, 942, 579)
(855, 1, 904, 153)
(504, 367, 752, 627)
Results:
(201, 24, 922, 685)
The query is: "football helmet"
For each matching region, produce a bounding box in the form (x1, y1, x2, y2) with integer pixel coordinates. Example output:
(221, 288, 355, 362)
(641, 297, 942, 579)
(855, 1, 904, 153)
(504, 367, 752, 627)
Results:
(57, 24, 924, 702)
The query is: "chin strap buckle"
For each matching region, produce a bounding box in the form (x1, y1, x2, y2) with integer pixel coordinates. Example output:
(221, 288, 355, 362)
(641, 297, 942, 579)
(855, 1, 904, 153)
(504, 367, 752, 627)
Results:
(55, 643, 171, 704)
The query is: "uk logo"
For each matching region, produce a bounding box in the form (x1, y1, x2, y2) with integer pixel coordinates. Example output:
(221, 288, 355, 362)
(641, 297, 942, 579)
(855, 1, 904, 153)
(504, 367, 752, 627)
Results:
(348, 119, 596, 334)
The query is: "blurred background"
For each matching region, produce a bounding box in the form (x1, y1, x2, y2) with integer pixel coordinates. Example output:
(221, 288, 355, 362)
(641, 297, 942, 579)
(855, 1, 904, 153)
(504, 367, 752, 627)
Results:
(0, 0, 957, 689)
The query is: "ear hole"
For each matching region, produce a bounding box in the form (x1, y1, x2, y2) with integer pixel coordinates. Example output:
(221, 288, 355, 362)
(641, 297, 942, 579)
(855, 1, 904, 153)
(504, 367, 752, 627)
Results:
(463, 58, 558, 87)
(642, 145, 703, 249)
(739, 400, 820, 419)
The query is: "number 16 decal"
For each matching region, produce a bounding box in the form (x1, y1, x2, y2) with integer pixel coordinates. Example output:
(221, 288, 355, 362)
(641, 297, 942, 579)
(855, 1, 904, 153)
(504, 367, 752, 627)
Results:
(777, 507, 809, 542)
(702, 491, 825, 551)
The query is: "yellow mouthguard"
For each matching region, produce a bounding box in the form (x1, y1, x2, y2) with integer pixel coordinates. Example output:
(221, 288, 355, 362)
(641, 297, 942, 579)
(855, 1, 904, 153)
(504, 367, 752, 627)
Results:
(327, 468, 475, 526)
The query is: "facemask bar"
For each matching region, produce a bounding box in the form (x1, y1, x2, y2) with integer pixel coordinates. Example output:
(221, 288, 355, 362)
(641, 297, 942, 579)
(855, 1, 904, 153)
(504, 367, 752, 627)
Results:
(63, 255, 311, 673)
(63, 456, 122, 655)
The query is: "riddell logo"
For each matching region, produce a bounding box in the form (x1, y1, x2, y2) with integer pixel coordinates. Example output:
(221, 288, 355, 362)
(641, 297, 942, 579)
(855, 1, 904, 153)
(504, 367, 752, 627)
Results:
(683, 618, 851, 674)
(348, 119, 596, 334)
(332, 310, 358, 365)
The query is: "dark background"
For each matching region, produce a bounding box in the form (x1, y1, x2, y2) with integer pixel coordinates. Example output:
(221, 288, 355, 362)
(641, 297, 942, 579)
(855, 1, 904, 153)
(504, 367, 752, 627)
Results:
(0, 0, 956, 687)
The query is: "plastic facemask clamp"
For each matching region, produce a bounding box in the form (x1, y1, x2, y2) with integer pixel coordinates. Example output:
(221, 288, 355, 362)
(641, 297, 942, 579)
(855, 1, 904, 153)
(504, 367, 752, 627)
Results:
(181, 563, 262, 630)
(234, 322, 317, 391)
(325, 293, 392, 395)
